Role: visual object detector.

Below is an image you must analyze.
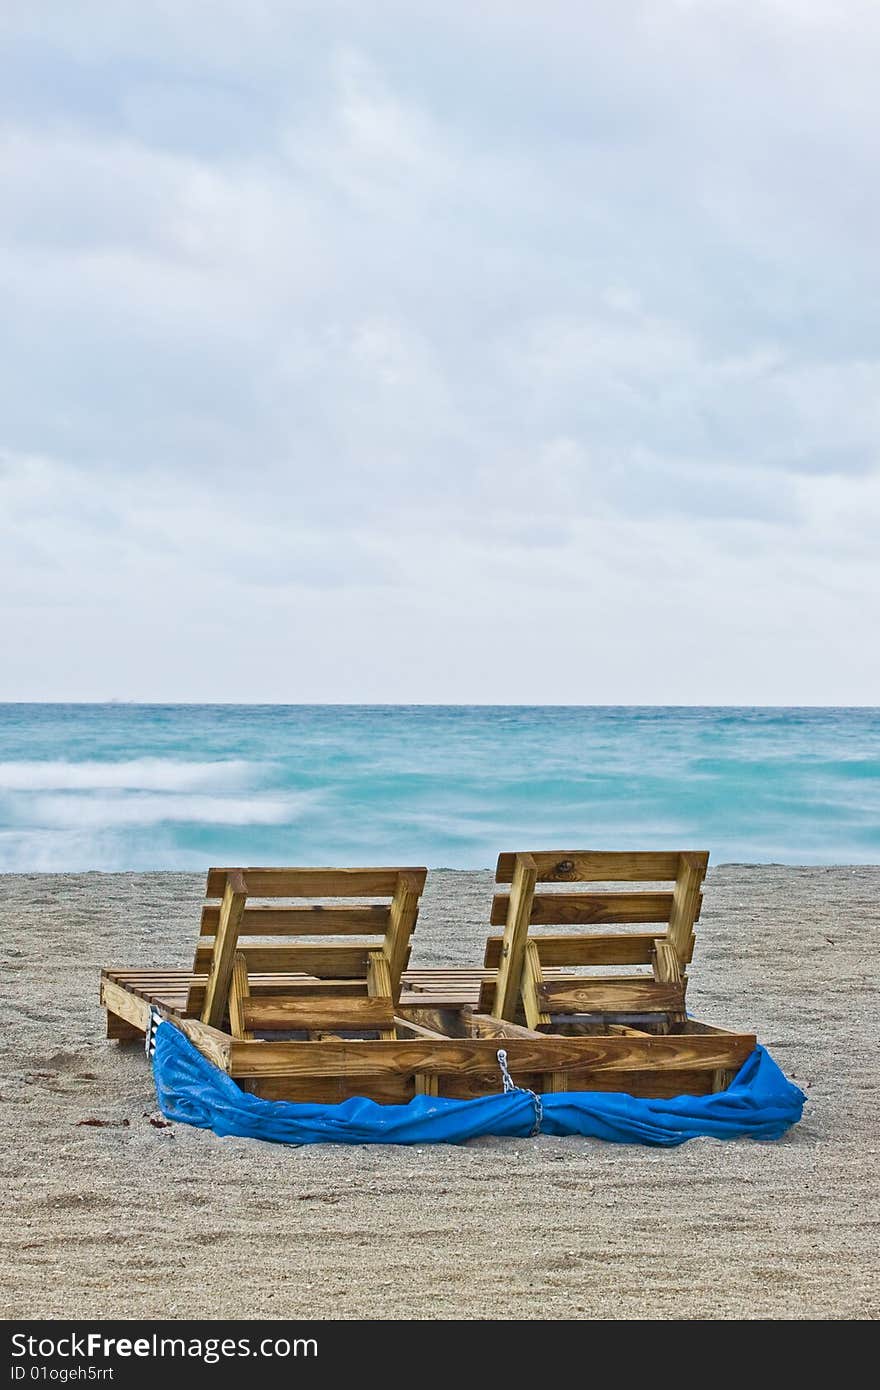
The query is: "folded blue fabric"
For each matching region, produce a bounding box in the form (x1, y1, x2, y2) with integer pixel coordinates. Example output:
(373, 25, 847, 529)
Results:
(152, 1020, 804, 1147)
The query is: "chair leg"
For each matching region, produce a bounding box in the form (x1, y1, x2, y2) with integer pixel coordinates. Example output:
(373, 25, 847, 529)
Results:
(521, 939, 551, 1030)
(493, 853, 537, 1020)
(228, 951, 254, 1041)
(383, 872, 422, 1001)
(367, 950, 397, 1040)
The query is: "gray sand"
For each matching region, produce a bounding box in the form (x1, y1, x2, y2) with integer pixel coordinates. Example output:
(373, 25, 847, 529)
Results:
(2, 866, 878, 1320)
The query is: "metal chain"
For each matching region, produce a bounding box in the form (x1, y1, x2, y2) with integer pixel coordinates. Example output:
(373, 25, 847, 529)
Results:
(144, 1005, 162, 1061)
(496, 1047, 544, 1136)
(496, 1046, 516, 1092)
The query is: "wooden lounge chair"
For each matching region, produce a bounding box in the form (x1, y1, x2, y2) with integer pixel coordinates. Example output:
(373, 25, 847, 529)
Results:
(186, 866, 427, 1042)
(478, 850, 708, 1032)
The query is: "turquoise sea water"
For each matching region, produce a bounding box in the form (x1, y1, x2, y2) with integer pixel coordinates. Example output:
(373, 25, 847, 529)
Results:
(0, 704, 878, 871)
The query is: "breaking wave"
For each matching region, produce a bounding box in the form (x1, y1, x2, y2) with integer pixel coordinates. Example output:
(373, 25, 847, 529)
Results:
(0, 759, 260, 792)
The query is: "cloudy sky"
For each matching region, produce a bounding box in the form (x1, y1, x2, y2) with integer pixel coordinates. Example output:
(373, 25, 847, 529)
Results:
(1, 1, 878, 703)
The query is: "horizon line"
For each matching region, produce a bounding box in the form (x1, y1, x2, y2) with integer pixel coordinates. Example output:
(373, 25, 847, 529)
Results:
(1, 701, 879, 711)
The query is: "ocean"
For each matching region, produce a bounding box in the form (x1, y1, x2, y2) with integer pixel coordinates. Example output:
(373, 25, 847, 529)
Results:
(0, 704, 878, 871)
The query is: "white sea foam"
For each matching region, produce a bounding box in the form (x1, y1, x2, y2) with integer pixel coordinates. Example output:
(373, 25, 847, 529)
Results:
(9, 791, 312, 829)
(0, 759, 261, 792)
(0, 830, 221, 873)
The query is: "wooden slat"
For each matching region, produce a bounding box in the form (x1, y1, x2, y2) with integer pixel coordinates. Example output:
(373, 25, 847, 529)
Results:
(522, 938, 550, 1029)
(200, 870, 247, 1028)
(250, 1067, 718, 1103)
(227, 1032, 756, 1079)
(465, 1012, 549, 1040)
(653, 937, 683, 985)
(366, 949, 397, 1041)
(492, 852, 536, 1021)
(228, 952, 253, 1041)
(392, 1016, 450, 1040)
(248, 1075, 414, 1105)
(495, 851, 684, 883)
(489, 891, 690, 926)
(483, 931, 694, 968)
(538, 977, 686, 1015)
(383, 872, 422, 993)
(395, 1003, 469, 1037)
(683, 1019, 734, 1035)
(194, 943, 375, 977)
(199, 904, 390, 936)
(242, 995, 395, 1031)
(205, 867, 425, 899)
(667, 851, 709, 962)
(103, 965, 489, 989)
(438, 1068, 717, 1100)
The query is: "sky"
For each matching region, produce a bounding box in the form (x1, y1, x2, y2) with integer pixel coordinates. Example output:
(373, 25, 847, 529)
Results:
(1, 0, 879, 704)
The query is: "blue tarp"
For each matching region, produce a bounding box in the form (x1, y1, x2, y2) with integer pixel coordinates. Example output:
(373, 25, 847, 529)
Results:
(151, 1020, 804, 1147)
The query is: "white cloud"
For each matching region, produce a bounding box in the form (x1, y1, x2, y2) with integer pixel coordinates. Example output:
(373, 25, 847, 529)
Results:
(0, 3, 878, 700)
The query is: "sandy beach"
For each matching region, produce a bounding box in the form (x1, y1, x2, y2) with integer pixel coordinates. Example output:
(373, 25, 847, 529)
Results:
(2, 864, 878, 1321)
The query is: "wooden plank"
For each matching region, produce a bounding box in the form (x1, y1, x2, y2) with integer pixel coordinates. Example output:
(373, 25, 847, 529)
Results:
(496, 851, 684, 883)
(255, 1067, 714, 1102)
(399, 994, 480, 1012)
(483, 931, 694, 968)
(414, 1074, 440, 1096)
(200, 870, 248, 1027)
(543, 1072, 569, 1093)
(492, 852, 536, 1021)
(205, 867, 425, 899)
(438, 1068, 716, 1101)
(464, 1011, 549, 1040)
(242, 995, 395, 1031)
(248, 1075, 414, 1105)
(194, 943, 374, 977)
(228, 952, 253, 1041)
(667, 851, 708, 962)
(179, 1017, 236, 1072)
(538, 977, 686, 1015)
(249, 979, 368, 997)
(522, 939, 551, 1029)
(477, 978, 496, 1013)
(435, 1072, 542, 1099)
(367, 950, 397, 1041)
(383, 872, 422, 994)
(104, 964, 489, 988)
(106, 1010, 142, 1041)
(394, 1004, 469, 1037)
(652, 937, 683, 985)
(489, 891, 690, 926)
(392, 1016, 450, 1040)
(713, 1068, 737, 1092)
(194, 979, 371, 1010)
(227, 1032, 757, 1080)
(200, 904, 390, 936)
(100, 977, 232, 1071)
(682, 1019, 735, 1035)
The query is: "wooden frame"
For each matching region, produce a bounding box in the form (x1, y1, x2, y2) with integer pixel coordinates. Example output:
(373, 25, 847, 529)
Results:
(100, 851, 756, 1108)
(101, 966, 754, 1103)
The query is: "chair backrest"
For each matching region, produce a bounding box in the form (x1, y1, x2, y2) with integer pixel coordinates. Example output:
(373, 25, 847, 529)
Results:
(484, 850, 708, 1028)
(187, 866, 427, 1035)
